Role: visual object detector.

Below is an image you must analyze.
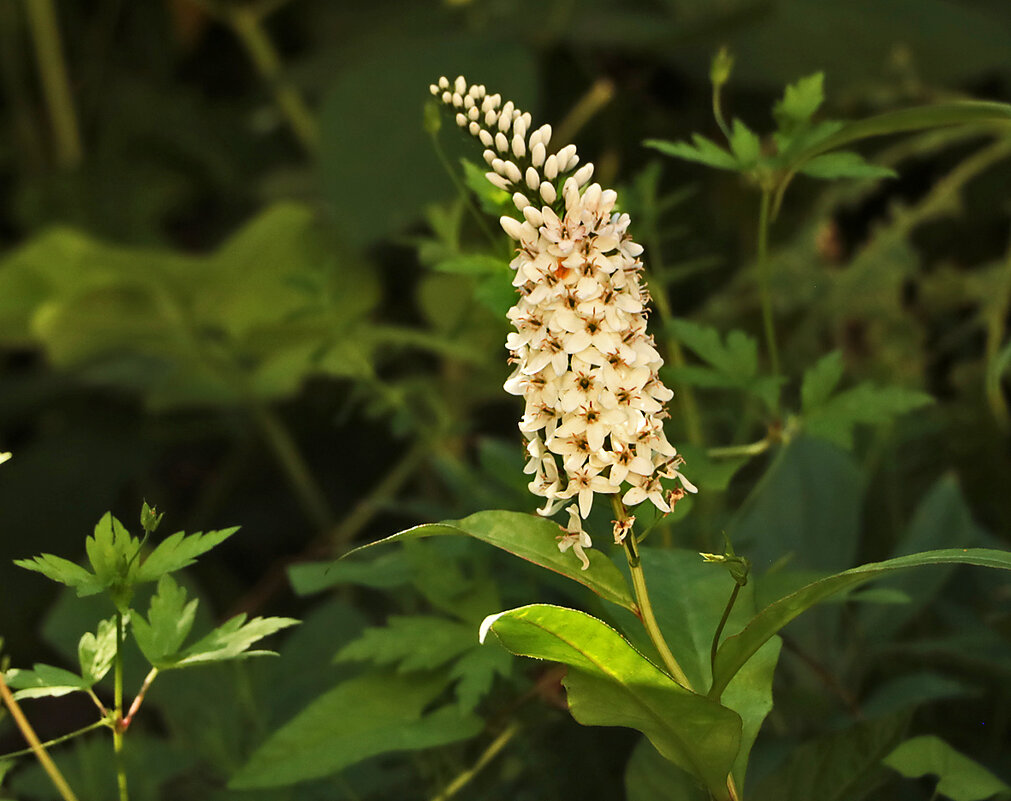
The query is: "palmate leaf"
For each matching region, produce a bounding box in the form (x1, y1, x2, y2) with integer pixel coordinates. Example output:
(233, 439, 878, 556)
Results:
(482, 604, 741, 800)
(131, 575, 199, 667)
(344, 510, 636, 613)
(133, 526, 239, 583)
(12, 552, 104, 597)
(710, 548, 1011, 699)
(643, 135, 739, 171)
(77, 616, 118, 687)
(169, 614, 298, 669)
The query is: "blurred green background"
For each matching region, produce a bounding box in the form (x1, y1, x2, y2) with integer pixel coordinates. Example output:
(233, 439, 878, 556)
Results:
(1, 1, 1010, 799)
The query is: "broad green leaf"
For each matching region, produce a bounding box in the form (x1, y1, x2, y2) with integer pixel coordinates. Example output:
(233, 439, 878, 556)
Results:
(750, 714, 910, 801)
(13, 552, 104, 597)
(883, 736, 1010, 801)
(710, 548, 1011, 699)
(625, 737, 708, 801)
(345, 510, 636, 613)
(803, 382, 934, 449)
(798, 151, 897, 180)
(134, 527, 239, 583)
(644, 136, 739, 171)
(335, 615, 475, 672)
(800, 351, 844, 412)
(669, 320, 758, 379)
(482, 604, 741, 799)
(773, 72, 825, 132)
(229, 672, 482, 788)
(131, 575, 199, 667)
(168, 614, 298, 669)
(860, 672, 971, 720)
(4, 663, 89, 699)
(77, 617, 118, 686)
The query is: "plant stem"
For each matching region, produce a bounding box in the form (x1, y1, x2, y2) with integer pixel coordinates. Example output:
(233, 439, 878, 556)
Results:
(428, 128, 498, 250)
(707, 438, 771, 459)
(113, 611, 129, 801)
(429, 722, 520, 801)
(0, 719, 110, 760)
(122, 668, 159, 730)
(710, 583, 741, 682)
(985, 233, 1011, 430)
(227, 4, 319, 154)
(612, 497, 691, 688)
(755, 188, 780, 396)
(25, 0, 82, 168)
(712, 82, 732, 143)
(553, 77, 615, 148)
(0, 673, 81, 801)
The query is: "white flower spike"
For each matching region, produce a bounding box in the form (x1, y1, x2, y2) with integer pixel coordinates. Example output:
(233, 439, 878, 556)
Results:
(432, 75, 694, 564)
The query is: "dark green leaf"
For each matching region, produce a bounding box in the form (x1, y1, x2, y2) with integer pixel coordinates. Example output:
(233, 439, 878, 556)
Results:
(483, 604, 741, 799)
(625, 737, 708, 801)
(335, 615, 476, 672)
(711, 548, 1011, 699)
(644, 136, 739, 171)
(803, 382, 934, 449)
(288, 550, 414, 595)
(229, 673, 482, 788)
(750, 714, 910, 801)
(800, 351, 844, 412)
(883, 735, 1010, 801)
(798, 151, 897, 180)
(344, 510, 636, 613)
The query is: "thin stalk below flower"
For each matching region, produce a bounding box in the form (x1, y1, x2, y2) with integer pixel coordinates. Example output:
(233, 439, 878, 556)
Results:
(0, 719, 110, 761)
(0, 672, 81, 801)
(122, 668, 159, 731)
(428, 722, 520, 801)
(756, 188, 780, 397)
(114, 611, 129, 801)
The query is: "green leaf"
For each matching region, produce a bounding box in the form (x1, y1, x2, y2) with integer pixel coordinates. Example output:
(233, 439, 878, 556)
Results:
(625, 737, 708, 801)
(77, 617, 118, 686)
(168, 614, 298, 669)
(449, 640, 513, 713)
(344, 510, 636, 613)
(803, 382, 934, 449)
(12, 552, 104, 597)
(4, 663, 90, 700)
(728, 120, 761, 167)
(644, 136, 739, 171)
(798, 151, 897, 180)
(750, 714, 910, 801)
(85, 512, 141, 590)
(773, 73, 825, 132)
(229, 672, 483, 789)
(131, 575, 199, 667)
(133, 526, 239, 583)
(288, 550, 414, 595)
(335, 615, 476, 673)
(800, 351, 845, 412)
(432, 254, 506, 275)
(710, 547, 1011, 699)
(669, 320, 758, 379)
(483, 604, 741, 799)
(884, 736, 1011, 801)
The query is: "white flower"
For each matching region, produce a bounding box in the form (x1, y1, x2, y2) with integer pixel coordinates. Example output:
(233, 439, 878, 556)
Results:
(431, 75, 695, 562)
(0, 452, 11, 466)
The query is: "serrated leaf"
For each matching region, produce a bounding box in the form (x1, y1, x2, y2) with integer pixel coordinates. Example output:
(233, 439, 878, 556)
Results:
(5, 664, 89, 700)
(229, 672, 482, 788)
(803, 382, 934, 448)
(288, 550, 414, 595)
(336, 615, 475, 673)
(884, 735, 1010, 801)
(131, 575, 199, 667)
(669, 320, 758, 379)
(168, 614, 298, 669)
(12, 553, 104, 597)
(773, 73, 825, 131)
(134, 526, 239, 583)
(78, 617, 118, 686)
(710, 548, 1011, 699)
(801, 350, 845, 411)
(449, 639, 513, 713)
(344, 510, 636, 613)
(85, 512, 141, 588)
(484, 604, 742, 800)
(644, 136, 739, 171)
(799, 151, 897, 180)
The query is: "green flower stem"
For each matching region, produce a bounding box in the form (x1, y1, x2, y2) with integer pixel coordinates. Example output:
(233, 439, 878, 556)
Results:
(707, 437, 771, 459)
(228, 5, 320, 154)
(0, 672, 81, 801)
(0, 719, 110, 761)
(612, 497, 691, 689)
(121, 668, 159, 731)
(114, 611, 129, 801)
(553, 77, 615, 150)
(428, 127, 499, 250)
(429, 722, 520, 801)
(710, 582, 741, 682)
(756, 188, 780, 397)
(985, 235, 1011, 430)
(25, 0, 82, 168)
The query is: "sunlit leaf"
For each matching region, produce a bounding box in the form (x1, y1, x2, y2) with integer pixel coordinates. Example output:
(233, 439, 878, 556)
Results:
(884, 735, 1010, 801)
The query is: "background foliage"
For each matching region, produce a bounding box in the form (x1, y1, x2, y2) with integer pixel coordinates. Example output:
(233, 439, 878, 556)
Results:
(1, 0, 1011, 799)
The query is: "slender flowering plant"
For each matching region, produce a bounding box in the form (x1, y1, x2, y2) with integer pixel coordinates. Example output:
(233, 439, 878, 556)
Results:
(429, 75, 696, 569)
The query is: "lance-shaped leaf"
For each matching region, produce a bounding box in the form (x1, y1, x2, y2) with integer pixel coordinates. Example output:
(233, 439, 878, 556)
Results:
(344, 510, 636, 613)
(710, 548, 1011, 699)
(169, 613, 298, 669)
(482, 604, 741, 800)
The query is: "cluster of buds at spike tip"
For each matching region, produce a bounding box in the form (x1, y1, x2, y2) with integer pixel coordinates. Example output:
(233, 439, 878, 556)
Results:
(430, 75, 697, 569)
